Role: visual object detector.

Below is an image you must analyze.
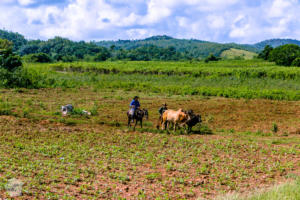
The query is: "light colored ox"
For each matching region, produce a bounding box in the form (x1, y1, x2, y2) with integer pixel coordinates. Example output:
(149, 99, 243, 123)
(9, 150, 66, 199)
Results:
(161, 109, 190, 131)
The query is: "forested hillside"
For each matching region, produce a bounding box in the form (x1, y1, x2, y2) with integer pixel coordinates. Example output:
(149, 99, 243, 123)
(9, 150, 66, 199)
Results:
(1, 29, 300, 62)
(96, 35, 258, 58)
(254, 39, 300, 50)
(0, 29, 27, 51)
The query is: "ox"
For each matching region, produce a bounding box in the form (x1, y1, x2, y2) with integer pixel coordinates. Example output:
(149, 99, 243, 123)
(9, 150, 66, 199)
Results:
(161, 109, 190, 131)
(185, 114, 202, 133)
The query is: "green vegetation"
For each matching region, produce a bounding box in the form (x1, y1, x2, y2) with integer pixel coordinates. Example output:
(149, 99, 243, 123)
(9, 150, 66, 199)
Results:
(260, 44, 300, 67)
(258, 45, 273, 60)
(219, 178, 300, 200)
(1, 57, 300, 100)
(254, 38, 300, 50)
(24, 60, 299, 100)
(247, 180, 300, 200)
(0, 29, 27, 51)
(204, 53, 221, 62)
(0, 88, 299, 199)
(96, 35, 259, 59)
(2, 29, 300, 63)
(23, 53, 52, 63)
(221, 48, 257, 60)
(0, 39, 22, 71)
(1, 30, 300, 200)
(17, 37, 190, 62)
(19, 36, 107, 62)
(49, 60, 300, 79)
(269, 44, 300, 66)
(0, 39, 42, 89)
(292, 57, 300, 67)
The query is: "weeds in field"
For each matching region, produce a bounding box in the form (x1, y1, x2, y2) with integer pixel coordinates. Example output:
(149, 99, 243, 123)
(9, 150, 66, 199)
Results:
(0, 88, 299, 199)
(0, 99, 13, 116)
(19, 60, 300, 100)
(271, 123, 278, 133)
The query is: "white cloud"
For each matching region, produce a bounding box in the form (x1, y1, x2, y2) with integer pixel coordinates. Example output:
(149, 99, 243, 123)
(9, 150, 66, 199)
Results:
(207, 15, 225, 29)
(0, 0, 15, 4)
(28, 0, 120, 39)
(126, 29, 149, 39)
(268, 0, 294, 18)
(18, 0, 35, 6)
(195, 0, 239, 11)
(141, 0, 172, 24)
(1, 0, 300, 43)
(230, 24, 250, 38)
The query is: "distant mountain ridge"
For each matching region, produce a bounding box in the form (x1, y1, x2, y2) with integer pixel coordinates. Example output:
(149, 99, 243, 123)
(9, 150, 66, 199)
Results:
(95, 35, 258, 58)
(253, 39, 300, 50)
(95, 35, 300, 58)
(1, 29, 300, 59)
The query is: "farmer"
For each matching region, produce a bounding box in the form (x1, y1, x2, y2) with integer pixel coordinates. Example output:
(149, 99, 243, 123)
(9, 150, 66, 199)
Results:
(129, 96, 141, 116)
(156, 103, 168, 129)
(158, 103, 168, 117)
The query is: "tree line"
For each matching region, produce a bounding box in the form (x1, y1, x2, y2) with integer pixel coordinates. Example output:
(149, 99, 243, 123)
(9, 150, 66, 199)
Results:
(259, 44, 300, 67)
(1, 29, 300, 66)
(0, 30, 191, 62)
(0, 30, 258, 62)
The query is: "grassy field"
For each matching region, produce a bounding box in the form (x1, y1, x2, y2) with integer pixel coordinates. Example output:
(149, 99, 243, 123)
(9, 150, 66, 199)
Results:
(220, 48, 257, 60)
(217, 178, 300, 200)
(21, 60, 300, 100)
(0, 60, 300, 199)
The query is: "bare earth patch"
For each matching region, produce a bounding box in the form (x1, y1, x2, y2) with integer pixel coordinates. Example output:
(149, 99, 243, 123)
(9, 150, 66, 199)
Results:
(0, 88, 299, 199)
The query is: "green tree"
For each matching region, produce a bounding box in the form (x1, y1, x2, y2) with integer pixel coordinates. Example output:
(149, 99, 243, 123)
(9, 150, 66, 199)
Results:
(0, 29, 27, 51)
(291, 57, 300, 67)
(0, 39, 37, 89)
(258, 45, 273, 60)
(0, 39, 22, 71)
(23, 53, 52, 63)
(93, 47, 111, 61)
(269, 44, 300, 66)
(19, 44, 39, 56)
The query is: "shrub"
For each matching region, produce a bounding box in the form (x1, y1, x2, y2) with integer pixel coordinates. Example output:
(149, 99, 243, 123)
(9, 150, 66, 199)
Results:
(205, 54, 221, 63)
(0, 39, 22, 71)
(53, 54, 77, 62)
(93, 50, 111, 61)
(0, 64, 45, 89)
(272, 123, 278, 133)
(90, 103, 99, 116)
(23, 53, 52, 63)
(269, 44, 300, 66)
(61, 55, 77, 62)
(291, 57, 300, 67)
(0, 39, 35, 88)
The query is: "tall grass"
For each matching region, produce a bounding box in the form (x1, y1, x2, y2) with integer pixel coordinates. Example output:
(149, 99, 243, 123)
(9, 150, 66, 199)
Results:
(14, 60, 300, 100)
(50, 60, 300, 80)
(217, 179, 300, 200)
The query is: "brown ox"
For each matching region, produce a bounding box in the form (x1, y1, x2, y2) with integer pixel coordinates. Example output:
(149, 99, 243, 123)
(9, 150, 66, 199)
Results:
(161, 109, 190, 131)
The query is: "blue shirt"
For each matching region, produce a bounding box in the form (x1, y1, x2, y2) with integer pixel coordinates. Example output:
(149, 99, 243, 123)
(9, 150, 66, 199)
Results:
(130, 100, 140, 110)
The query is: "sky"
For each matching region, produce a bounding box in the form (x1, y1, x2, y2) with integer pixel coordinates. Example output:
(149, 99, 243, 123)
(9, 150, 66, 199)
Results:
(1, 0, 300, 43)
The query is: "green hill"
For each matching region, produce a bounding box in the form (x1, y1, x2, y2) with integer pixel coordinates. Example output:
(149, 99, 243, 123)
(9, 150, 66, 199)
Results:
(1, 29, 300, 60)
(0, 29, 27, 51)
(254, 39, 300, 50)
(95, 35, 258, 58)
(96, 36, 300, 59)
(221, 48, 257, 60)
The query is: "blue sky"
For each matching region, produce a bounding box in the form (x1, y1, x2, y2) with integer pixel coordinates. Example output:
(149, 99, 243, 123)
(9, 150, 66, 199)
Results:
(1, 0, 300, 43)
